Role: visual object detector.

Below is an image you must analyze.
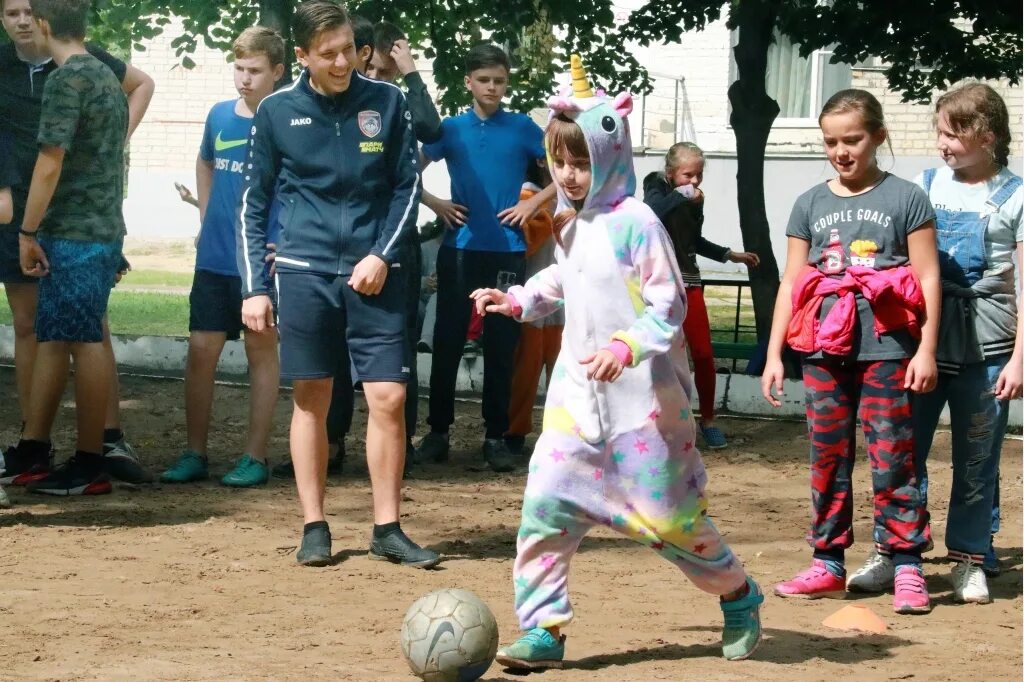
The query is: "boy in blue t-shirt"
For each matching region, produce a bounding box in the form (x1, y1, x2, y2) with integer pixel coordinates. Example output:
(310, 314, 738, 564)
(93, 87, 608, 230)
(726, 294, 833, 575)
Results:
(159, 27, 285, 488)
(418, 43, 552, 471)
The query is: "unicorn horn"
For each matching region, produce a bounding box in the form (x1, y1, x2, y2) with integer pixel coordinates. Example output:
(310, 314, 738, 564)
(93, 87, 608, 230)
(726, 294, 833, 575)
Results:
(570, 54, 594, 98)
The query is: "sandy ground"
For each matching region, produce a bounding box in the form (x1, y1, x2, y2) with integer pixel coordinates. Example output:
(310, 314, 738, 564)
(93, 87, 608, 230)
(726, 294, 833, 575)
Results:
(0, 368, 1021, 681)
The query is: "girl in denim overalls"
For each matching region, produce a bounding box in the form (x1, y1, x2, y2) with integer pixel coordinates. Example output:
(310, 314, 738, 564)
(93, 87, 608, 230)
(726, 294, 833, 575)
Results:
(849, 83, 1023, 604)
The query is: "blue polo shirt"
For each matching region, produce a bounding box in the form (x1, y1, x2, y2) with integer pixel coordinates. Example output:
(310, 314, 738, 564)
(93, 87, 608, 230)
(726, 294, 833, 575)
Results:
(423, 107, 545, 252)
(196, 99, 280, 276)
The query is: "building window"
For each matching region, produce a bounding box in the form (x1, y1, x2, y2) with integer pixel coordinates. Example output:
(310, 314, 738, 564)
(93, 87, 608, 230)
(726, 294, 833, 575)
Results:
(731, 30, 853, 125)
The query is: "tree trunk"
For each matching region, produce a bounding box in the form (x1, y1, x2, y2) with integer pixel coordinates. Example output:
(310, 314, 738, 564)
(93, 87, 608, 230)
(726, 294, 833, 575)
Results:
(260, 0, 295, 76)
(727, 0, 781, 346)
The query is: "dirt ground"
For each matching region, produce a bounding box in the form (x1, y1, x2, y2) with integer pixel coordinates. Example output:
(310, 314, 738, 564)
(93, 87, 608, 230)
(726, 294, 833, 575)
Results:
(0, 367, 1021, 681)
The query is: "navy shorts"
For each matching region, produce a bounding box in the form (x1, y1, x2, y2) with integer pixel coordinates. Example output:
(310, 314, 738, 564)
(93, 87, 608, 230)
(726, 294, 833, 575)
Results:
(189, 270, 244, 341)
(0, 228, 37, 284)
(35, 236, 121, 343)
(276, 269, 408, 383)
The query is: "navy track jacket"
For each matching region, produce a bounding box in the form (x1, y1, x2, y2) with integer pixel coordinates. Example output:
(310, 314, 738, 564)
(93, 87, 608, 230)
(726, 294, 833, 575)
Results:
(238, 70, 420, 297)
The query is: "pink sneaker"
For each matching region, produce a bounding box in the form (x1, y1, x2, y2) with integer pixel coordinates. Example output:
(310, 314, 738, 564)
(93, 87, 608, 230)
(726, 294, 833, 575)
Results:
(774, 559, 846, 599)
(893, 565, 931, 614)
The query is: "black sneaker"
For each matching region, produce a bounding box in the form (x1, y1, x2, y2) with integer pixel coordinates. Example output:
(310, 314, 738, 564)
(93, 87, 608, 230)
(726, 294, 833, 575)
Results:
(418, 432, 450, 463)
(504, 434, 526, 456)
(296, 524, 333, 567)
(27, 453, 112, 496)
(102, 437, 153, 484)
(482, 438, 516, 473)
(0, 442, 54, 486)
(368, 529, 440, 568)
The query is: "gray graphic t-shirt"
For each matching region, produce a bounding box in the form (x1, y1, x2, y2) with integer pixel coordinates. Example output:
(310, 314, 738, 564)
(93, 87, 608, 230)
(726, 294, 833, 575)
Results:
(785, 173, 935, 360)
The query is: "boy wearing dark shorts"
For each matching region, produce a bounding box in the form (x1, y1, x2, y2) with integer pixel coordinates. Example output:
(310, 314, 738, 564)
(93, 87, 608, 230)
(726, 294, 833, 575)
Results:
(15, 0, 127, 496)
(240, 0, 438, 568)
(159, 27, 286, 488)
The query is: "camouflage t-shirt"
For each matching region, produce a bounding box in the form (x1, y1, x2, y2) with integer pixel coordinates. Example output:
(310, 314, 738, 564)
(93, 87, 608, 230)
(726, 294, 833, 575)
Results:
(36, 53, 127, 242)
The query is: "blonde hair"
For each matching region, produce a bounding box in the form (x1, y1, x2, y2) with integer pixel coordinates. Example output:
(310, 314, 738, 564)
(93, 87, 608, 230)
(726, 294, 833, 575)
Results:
(665, 141, 704, 173)
(233, 26, 286, 67)
(818, 88, 893, 162)
(935, 82, 1011, 167)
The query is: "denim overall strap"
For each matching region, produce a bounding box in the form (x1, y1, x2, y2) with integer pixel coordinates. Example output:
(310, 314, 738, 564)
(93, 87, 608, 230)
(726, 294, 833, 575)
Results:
(985, 174, 1023, 214)
(922, 168, 937, 194)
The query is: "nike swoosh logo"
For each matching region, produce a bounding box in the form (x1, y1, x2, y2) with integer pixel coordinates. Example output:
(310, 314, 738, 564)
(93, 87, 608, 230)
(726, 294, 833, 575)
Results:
(214, 131, 248, 151)
(426, 621, 454, 662)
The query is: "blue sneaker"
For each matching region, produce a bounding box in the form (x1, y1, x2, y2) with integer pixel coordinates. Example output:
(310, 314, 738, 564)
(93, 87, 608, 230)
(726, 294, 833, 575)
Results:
(160, 450, 208, 483)
(701, 423, 728, 449)
(720, 577, 764, 661)
(496, 627, 565, 670)
(220, 454, 269, 487)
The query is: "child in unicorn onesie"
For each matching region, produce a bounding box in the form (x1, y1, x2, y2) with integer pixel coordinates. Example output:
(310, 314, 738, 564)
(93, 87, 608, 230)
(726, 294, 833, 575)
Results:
(471, 56, 764, 671)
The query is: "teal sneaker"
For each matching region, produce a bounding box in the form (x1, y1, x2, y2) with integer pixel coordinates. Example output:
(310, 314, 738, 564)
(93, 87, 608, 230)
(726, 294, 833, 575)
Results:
(495, 627, 565, 670)
(220, 454, 269, 487)
(160, 450, 208, 483)
(720, 577, 764, 661)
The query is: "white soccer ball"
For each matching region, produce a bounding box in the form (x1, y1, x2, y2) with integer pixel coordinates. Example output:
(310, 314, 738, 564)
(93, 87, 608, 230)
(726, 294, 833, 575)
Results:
(400, 588, 499, 681)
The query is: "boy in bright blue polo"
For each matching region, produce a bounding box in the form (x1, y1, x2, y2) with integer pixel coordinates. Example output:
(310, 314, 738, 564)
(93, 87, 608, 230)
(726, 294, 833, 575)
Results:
(419, 43, 548, 472)
(160, 27, 285, 487)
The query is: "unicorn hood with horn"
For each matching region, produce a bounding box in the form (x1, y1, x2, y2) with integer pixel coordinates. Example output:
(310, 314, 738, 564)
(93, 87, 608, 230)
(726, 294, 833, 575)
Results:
(546, 54, 638, 213)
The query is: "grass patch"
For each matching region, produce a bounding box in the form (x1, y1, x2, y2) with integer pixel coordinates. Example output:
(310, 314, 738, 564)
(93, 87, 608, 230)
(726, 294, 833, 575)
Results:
(121, 269, 194, 289)
(0, 288, 190, 337)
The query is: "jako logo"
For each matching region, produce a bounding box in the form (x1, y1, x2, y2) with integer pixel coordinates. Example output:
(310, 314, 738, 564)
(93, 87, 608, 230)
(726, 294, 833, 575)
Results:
(290, 117, 312, 126)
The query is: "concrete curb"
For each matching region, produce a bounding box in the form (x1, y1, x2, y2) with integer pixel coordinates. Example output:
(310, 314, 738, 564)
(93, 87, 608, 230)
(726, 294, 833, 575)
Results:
(0, 325, 1018, 428)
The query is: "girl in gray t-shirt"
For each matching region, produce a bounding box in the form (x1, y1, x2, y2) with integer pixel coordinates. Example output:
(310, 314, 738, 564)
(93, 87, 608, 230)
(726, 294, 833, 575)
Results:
(761, 89, 940, 615)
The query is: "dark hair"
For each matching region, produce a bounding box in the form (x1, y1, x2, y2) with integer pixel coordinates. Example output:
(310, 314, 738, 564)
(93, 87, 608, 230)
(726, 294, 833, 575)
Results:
(819, 88, 894, 163)
(936, 82, 1012, 167)
(31, 0, 89, 41)
(545, 113, 591, 243)
(233, 26, 286, 67)
(350, 14, 374, 57)
(465, 43, 510, 75)
(293, 0, 350, 52)
(373, 21, 405, 57)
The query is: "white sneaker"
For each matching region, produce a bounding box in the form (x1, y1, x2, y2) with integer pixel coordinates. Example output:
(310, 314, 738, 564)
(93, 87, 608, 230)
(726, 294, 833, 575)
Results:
(951, 560, 990, 604)
(847, 550, 895, 593)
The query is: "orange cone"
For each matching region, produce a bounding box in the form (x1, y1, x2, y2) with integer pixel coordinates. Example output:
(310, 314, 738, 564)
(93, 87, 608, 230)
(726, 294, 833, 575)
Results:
(822, 604, 888, 634)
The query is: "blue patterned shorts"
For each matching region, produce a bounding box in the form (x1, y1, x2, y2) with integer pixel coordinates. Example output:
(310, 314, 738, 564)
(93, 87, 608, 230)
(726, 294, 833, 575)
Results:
(35, 236, 122, 343)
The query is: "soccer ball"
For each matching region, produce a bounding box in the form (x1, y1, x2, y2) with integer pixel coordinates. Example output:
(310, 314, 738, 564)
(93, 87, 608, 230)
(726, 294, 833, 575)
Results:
(400, 588, 499, 681)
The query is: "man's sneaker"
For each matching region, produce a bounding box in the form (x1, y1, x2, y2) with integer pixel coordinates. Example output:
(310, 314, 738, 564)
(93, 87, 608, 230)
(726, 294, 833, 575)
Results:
(27, 453, 112, 496)
(774, 559, 846, 599)
(495, 627, 566, 670)
(982, 538, 1001, 578)
(0, 444, 53, 486)
(160, 450, 209, 483)
(893, 565, 931, 614)
(0, 484, 10, 509)
(951, 560, 991, 604)
(720, 577, 764, 660)
(700, 423, 728, 449)
(418, 432, 450, 463)
(482, 438, 516, 473)
(103, 437, 153, 484)
(296, 523, 332, 567)
(368, 529, 441, 568)
(221, 454, 269, 487)
(847, 550, 894, 593)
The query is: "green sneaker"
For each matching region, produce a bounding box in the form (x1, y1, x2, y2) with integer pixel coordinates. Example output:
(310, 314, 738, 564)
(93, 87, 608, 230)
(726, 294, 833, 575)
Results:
(220, 454, 269, 487)
(495, 627, 565, 670)
(720, 577, 764, 661)
(160, 450, 208, 483)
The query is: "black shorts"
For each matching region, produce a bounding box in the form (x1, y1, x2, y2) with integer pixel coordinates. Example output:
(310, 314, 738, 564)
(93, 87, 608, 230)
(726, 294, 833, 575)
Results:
(0, 229, 37, 284)
(189, 270, 244, 340)
(277, 269, 408, 383)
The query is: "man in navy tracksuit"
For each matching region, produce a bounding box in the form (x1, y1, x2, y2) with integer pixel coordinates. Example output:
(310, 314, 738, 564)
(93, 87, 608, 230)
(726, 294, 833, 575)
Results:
(239, 0, 438, 569)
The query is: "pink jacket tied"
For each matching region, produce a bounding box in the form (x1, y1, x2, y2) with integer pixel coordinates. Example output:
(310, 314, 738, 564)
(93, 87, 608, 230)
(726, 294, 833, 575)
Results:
(787, 265, 925, 356)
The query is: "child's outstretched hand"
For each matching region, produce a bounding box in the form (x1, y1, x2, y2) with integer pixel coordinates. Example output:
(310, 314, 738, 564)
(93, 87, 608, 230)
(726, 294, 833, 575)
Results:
(470, 288, 515, 317)
(728, 250, 760, 268)
(581, 350, 624, 383)
(761, 357, 786, 407)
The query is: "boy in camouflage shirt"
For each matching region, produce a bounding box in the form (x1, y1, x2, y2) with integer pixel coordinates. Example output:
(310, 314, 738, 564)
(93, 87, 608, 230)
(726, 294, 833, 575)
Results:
(15, 0, 128, 496)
